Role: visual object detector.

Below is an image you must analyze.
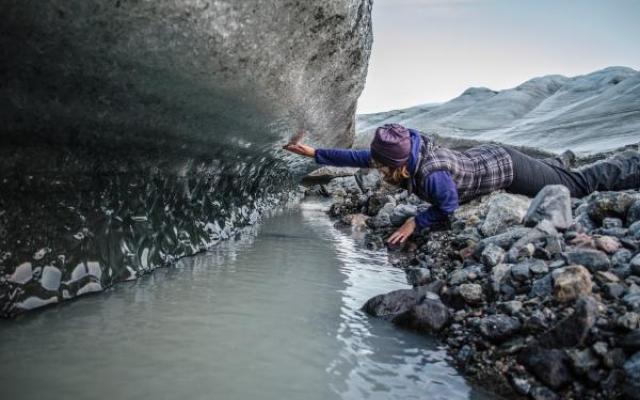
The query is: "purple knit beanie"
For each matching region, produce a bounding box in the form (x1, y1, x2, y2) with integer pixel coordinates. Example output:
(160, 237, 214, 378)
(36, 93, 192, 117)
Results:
(370, 124, 411, 167)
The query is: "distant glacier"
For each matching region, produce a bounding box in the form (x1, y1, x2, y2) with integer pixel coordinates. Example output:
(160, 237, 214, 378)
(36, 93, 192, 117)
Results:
(357, 66, 640, 154)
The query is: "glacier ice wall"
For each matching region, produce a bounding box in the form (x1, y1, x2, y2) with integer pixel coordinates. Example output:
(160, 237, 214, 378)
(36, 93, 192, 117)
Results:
(0, 0, 373, 316)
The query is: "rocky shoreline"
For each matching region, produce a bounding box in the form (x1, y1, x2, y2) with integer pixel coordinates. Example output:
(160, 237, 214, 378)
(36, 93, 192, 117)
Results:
(304, 147, 640, 400)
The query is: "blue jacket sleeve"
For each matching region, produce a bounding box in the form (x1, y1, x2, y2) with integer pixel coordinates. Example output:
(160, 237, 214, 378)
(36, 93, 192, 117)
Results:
(314, 148, 371, 168)
(414, 171, 459, 230)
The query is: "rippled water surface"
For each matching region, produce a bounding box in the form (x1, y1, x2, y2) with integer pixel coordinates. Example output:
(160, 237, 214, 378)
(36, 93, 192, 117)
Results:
(0, 201, 494, 400)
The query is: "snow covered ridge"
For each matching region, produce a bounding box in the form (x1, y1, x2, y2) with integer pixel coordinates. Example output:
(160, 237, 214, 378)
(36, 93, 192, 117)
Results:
(357, 67, 640, 154)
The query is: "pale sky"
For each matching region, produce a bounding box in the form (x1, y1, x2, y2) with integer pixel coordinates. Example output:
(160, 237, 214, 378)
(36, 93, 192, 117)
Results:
(357, 0, 640, 114)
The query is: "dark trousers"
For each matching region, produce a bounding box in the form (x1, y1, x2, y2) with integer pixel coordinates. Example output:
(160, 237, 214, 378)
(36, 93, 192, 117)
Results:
(504, 146, 640, 198)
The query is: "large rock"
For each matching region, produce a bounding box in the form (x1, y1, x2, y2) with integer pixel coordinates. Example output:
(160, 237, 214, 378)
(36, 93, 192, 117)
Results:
(0, 1, 374, 317)
(458, 283, 485, 305)
(538, 296, 599, 348)
(392, 295, 451, 333)
(478, 314, 522, 343)
(480, 193, 531, 236)
(524, 185, 572, 230)
(518, 346, 571, 389)
(362, 287, 428, 317)
(563, 249, 611, 273)
(302, 166, 359, 185)
(552, 265, 593, 303)
(587, 191, 636, 224)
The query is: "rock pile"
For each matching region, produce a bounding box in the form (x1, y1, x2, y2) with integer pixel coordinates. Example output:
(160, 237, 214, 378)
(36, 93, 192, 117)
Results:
(307, 169, 640, 400)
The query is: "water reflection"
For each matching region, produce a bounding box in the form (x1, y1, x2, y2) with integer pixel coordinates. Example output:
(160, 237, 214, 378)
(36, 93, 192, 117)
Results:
(299, 201, 492, 400)
(0, 201, 494, 400)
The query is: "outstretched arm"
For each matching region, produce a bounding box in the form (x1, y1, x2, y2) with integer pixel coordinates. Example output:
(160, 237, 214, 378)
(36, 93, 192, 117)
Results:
(283, 143, 371, 168)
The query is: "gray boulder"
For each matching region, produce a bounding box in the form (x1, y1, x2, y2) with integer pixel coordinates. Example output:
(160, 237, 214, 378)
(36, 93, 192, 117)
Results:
(480, 193, 531, 236)
(524, 185, 572, 230)
(477, 314, 522, 343)
(587, 191, 636, 224)
(392, 296, 451, 333)
(518, 346, 571, 389)
(552, 265, 593, 303)
(564, 249, 611, 272)
(362, 287, 428, 317)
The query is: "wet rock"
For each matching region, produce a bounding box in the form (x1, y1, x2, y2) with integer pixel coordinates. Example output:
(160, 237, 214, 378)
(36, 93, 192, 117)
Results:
(481, 243, 505, 267)
(518, 346, 571, 389)
(459, 283, 484, 305)
(587, 191, 635, 224)
(524, 185, 572, 230)
(478, 314, 521, 343)
(302, 166, 359, 185)
(362, 287, 428, 317)
(405, 268, 431, 287)
(364, 233, 384, 250)
(480, 193, 530, 236)
(563, 249, 611, 272)
(367, 203, 394, 229)
(538, 296, 598, 348)
(366, 192, 395, 216)
(620, 330, 640, 352)
(324, 176, 362, 196)
(623, 352, 640, 399)
(392, 296, 450, 333)
(8, 262, 32, 284)
(390, 204, 417, 226)
(40, 266, 62, 292)
(552, 265, 593, 303)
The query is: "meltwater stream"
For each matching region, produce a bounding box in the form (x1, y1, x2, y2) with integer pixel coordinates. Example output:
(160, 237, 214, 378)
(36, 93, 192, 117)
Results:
(0, 201, 494, 400)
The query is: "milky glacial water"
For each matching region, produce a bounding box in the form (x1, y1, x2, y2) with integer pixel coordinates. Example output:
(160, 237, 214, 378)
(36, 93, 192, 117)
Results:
(0, 201, 494, 400)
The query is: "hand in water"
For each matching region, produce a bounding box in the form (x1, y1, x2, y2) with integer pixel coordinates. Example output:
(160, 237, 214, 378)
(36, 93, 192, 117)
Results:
(283, 142, 316, 158)
(387, 217, 416, 244)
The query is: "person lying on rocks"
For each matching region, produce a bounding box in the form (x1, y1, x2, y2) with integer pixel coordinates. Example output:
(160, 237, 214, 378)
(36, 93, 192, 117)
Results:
(283, 124, 640, 244)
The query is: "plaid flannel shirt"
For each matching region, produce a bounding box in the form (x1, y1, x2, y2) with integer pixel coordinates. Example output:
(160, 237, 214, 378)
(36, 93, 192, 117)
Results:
(414, 134, 514, 204)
